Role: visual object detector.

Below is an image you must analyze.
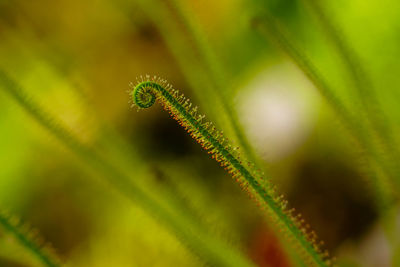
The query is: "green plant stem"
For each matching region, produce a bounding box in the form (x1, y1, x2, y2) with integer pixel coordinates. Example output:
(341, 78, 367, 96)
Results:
(301, 0, 400, 186)
(167, 0, 263, 168)
(133, 79, 330, 266)
(128, 0, 262, 169)
(0, 211, 60, 267)
(0, 70, 255, 267)
(253, 15, 395, 210)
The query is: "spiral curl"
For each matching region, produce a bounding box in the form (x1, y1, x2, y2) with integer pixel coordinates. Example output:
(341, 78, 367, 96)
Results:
(132, 82, 157, 108)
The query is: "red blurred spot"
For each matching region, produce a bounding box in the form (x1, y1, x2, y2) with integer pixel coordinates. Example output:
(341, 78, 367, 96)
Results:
(249, 226, 291, 267)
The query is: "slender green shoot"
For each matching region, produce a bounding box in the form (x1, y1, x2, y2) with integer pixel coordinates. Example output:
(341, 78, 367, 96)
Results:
(167, 0, 263, 168)
(0, 70, 256, 267)
(130, 0, 261, 168)
(132, 75, 331, 266)
(301, 0, 400, 183)
(0, 210, 61, 267)
(252, 14, 396, 210)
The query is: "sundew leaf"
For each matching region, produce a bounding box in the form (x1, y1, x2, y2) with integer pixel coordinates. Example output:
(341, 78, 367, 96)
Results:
(131, 75, 332, 266)
(0, 70, 256, 267)
(0, 210, 62, 267)
(252, 13, 395, 211)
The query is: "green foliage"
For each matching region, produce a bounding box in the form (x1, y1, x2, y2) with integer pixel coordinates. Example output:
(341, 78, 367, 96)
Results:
(252, 11, 395, 211)
(0, 70, 254, 267)
(0, 210, 61, 267)
(0, 0, 399, 266)
(132, 77, 330, 266)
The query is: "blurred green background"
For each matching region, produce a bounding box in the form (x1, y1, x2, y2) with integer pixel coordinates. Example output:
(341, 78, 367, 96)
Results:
(0, 0, 400, 266)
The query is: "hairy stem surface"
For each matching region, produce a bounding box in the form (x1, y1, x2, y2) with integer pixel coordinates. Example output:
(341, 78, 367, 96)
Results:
(132, 77, 330, 266)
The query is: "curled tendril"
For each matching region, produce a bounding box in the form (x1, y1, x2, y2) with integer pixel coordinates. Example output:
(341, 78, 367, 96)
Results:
(131, 76, 173, 109)
(132, 82, 157, 108)
(129, 75, 331, 267)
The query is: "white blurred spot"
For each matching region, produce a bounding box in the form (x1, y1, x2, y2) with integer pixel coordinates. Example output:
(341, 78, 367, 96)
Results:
(237, 63, 319, 161)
